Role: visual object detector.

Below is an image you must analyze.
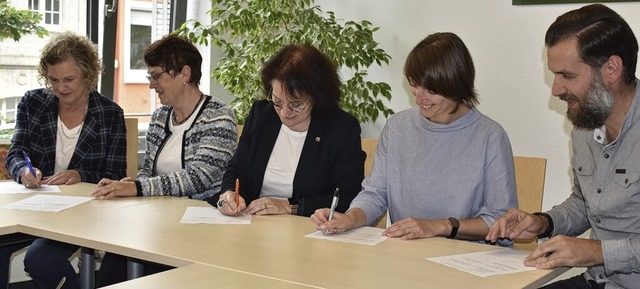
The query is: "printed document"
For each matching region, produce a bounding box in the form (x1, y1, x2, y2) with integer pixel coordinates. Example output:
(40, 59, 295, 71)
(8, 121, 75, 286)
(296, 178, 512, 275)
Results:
(0, 182, 61, 195)
(305, 226, 387, 246)
(2, 194, 92, 212)
(426, 248, 538, 277)
(180, 206, 251, 224)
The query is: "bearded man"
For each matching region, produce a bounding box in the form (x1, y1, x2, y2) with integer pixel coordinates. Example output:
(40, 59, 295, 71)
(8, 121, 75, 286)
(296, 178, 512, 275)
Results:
(486, 4, 639, 289)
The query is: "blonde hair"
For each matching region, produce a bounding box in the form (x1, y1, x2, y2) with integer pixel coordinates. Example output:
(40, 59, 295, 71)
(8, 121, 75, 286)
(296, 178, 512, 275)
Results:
(38, 31, 103, 91)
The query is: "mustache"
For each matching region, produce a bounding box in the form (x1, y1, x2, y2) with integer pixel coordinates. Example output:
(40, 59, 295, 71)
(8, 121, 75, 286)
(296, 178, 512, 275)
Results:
(559, 93, 577, 102)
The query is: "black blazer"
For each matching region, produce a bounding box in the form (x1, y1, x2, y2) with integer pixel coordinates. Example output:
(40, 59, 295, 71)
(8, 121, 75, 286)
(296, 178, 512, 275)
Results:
(210, 100, 365, 216)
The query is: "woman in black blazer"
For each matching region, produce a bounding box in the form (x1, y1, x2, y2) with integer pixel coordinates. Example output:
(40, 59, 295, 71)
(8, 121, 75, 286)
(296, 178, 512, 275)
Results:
(210, 44, 365, 217)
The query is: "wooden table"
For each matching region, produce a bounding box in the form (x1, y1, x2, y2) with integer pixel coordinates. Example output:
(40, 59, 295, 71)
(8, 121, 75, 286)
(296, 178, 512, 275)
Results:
(1, 182, 567, 289)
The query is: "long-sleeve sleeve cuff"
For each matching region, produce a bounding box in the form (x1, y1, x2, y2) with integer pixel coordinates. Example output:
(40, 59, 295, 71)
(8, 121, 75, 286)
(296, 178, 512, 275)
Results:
(602, 238, 636, 275)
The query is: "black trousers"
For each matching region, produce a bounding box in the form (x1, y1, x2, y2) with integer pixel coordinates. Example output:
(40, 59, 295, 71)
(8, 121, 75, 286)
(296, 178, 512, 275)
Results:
(540, 274, 606, 289)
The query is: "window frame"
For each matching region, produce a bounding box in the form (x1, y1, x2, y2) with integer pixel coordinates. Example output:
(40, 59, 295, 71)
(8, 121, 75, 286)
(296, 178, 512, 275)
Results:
(123, 1, 153, 84)
(28, 0, 62, 31)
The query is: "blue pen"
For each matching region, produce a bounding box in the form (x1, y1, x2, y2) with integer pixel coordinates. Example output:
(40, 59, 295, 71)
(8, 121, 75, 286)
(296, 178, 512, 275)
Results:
(22, 151, 37, 177)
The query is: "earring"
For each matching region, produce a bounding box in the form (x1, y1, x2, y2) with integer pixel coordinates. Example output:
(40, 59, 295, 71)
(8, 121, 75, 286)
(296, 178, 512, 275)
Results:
(182, 82, 186, 85)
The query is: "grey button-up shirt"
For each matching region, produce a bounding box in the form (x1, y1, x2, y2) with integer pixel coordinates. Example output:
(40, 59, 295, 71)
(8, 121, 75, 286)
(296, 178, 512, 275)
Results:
(548, 79, 640, 289)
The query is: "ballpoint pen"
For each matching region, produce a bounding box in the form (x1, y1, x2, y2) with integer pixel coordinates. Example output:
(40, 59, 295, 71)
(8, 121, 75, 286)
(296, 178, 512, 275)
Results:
(22, 151, 36, 177)
(325, 188, 340, 234)
(235, 178, 240, 214)
(55, 277, 66, 289)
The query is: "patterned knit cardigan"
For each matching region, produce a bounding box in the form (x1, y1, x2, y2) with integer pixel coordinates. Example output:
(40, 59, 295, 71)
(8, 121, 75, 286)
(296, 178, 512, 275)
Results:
(136, 95, 237, 200)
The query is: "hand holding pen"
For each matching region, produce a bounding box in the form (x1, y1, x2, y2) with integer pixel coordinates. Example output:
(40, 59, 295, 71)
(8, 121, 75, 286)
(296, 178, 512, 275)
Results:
(234, 178, 241, 215)
(21, 151, 41, 188)
(325, 188, 340, 234)
(217, 179, 246, 216)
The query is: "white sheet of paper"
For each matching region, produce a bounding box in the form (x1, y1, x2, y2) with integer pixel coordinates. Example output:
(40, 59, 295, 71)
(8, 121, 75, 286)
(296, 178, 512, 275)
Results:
(426, 248, 538, 277)
(305, 226, 387, 246)
(180, 206, 251, 224)
(2, 194, 93, 212)
(0, 182, 61, 195)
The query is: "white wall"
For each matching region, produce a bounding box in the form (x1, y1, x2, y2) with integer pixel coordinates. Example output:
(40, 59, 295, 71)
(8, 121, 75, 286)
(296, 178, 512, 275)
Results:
(316, 0, 640, 212)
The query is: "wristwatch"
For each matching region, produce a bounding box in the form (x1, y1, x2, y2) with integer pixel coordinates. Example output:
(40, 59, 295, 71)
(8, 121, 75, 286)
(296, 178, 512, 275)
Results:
(216, 199, 227, 209)
(447, 217, 460, 239)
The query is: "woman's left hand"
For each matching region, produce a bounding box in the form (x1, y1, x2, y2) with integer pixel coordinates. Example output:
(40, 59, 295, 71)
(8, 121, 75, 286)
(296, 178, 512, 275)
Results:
(383, 217, 448, 240)
(91, 178, 137, 199)
(42, 170, 81, 185)
(245, 198, 290, 215)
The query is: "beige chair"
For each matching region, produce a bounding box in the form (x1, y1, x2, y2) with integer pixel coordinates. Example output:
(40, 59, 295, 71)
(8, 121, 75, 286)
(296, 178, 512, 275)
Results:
(124, 117, 139, 179)
(512, 156, 547, 251)
(361, 138, 389, 229)
(237, 124, 243, 141)
(361, 138, 378, 177)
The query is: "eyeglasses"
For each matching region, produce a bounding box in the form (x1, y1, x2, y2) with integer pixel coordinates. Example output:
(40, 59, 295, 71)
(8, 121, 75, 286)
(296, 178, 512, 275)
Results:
(146, 71, 167, 82)
(267, 88, 309, 113)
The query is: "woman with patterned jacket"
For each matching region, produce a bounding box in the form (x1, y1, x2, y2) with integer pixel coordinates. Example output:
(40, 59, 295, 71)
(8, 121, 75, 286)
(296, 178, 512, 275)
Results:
(91, 34, 236, 201)
(90, 34, 236, 287)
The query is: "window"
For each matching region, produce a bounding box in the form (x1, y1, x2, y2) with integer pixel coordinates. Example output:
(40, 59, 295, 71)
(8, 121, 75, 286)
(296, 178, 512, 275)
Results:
(29, 0, 61, 28)
(0, 96, 18, 128)
(123, 1, 171, 84)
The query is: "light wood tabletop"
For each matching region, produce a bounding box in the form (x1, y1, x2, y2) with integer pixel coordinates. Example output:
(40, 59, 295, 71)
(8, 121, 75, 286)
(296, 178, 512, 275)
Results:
(1, 182, 567, 289)
(100, 263, 321, 289)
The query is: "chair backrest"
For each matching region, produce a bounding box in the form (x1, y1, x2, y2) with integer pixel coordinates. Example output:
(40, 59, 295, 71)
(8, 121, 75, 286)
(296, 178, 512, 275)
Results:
(361, 138, 378, 177)
(360, 138, 389, 228)
(237, 124, 243, 141)
(124, 117, 139, 179)
(512, 156, 547, 251)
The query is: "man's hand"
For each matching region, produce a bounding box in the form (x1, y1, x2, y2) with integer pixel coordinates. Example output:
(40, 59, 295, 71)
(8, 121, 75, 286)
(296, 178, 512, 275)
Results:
(524, 236, 603, 269)
(486, 208, 545, 242)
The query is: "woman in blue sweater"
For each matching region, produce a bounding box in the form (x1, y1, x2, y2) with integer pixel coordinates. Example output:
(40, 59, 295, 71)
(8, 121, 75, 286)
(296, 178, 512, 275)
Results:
(313, 32, 518, 242)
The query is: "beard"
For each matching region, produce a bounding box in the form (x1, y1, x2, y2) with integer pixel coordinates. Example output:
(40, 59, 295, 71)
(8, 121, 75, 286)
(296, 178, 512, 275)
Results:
(560, 73, 614, 129)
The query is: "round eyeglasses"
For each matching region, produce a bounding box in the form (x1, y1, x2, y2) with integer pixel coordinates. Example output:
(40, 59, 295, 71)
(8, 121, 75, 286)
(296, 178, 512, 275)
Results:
(267, 88, 309, 113)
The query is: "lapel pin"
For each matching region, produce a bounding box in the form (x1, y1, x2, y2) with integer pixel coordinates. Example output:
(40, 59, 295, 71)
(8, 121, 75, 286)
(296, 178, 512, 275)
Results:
(315, 137, 321, 142)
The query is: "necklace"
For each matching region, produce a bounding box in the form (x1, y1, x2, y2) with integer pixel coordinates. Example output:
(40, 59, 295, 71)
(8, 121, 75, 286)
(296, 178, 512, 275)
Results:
(172, 94, 204, 126)
(59, 98, 89, 140)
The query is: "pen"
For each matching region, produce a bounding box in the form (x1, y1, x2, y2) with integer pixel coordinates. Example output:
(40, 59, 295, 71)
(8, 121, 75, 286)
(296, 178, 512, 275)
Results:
(235, 178, 240, 214)
(325, 188, 340, 234)
(55, 277, 66, 289)
(22, 151, 36, 177)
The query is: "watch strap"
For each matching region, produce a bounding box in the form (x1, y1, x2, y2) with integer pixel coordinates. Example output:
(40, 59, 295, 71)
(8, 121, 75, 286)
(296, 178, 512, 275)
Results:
(447, 217, 459, 239)
(533, 212, 554, 239)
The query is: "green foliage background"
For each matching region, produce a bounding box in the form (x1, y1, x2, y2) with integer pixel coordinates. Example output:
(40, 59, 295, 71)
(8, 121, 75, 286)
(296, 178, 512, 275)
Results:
(178, 0, 394, 124)
(0, 2, 48, 41)
(0, 2, 48, 138)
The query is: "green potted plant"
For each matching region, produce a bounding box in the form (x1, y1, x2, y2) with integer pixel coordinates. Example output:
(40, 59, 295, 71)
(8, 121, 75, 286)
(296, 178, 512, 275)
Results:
(0, 2, 48, 41)
(178, 0, 393, 123)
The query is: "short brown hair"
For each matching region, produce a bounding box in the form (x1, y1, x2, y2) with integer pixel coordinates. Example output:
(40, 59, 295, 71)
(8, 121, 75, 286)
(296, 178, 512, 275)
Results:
(404, 32, 478, 107)
(144, 34, 203, 86)
(545, 4, 638, 85)
(261, 44, 341, 117)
